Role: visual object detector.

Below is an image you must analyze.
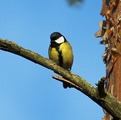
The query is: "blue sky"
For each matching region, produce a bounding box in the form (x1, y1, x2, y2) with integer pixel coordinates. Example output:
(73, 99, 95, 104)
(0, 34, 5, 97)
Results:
(0, 0, 105, 120)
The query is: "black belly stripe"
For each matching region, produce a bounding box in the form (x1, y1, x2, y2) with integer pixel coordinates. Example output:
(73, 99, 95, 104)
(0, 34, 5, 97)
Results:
(58, 50, 63, 67)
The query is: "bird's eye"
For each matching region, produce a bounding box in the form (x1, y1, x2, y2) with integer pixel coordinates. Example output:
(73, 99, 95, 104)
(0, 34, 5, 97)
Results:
(53, 36, 58, 40)
(51, 37, 58, 41)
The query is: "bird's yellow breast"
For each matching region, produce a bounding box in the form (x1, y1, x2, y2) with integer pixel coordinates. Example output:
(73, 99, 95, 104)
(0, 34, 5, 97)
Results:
(59, 42, 73, 70)
(48, 47, 59, 64)
(48, 41, 73, 70)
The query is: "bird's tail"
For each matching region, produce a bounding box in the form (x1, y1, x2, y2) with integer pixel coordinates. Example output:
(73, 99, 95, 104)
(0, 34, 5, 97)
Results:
(63, 82, 72, 88)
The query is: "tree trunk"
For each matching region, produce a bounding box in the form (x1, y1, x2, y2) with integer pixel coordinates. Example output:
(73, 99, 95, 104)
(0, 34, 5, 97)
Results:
(100, 0, 121, 119)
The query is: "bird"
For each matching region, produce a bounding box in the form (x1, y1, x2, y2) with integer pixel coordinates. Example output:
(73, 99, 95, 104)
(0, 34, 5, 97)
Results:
(48, 32, 74, 88)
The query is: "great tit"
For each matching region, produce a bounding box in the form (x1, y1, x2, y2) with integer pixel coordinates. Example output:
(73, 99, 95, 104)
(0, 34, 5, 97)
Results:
(48, 32, 74, 88)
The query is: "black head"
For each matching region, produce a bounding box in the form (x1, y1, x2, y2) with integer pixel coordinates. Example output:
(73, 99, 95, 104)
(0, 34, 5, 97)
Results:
(50, 32, 62, 41)
(50, 32, 66, 45)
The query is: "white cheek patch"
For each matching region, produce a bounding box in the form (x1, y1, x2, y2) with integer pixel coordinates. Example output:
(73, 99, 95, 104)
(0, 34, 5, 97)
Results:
(55, 36, 64, 44)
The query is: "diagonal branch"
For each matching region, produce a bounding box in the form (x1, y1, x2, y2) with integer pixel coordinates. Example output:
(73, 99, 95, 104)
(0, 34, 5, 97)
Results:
(0, 38, 121, 119)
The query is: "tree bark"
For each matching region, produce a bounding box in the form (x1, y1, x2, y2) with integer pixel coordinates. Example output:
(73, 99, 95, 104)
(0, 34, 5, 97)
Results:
(98, 0, 121, 119)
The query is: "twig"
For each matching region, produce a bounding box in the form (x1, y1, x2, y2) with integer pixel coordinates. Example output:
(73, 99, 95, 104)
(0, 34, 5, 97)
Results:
(52, 75, 83, 90)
